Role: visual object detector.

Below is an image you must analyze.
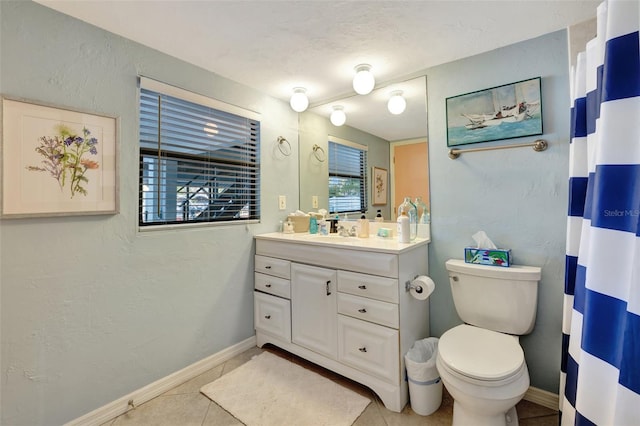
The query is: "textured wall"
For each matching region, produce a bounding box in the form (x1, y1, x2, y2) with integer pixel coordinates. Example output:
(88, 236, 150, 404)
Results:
(426, 31, 570, 393)
(0, 2, 299, 425)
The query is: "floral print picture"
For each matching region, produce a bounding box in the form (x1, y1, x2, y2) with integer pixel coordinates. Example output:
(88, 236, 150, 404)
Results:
(2, 98, 117, 217)
(27, 124, 100, 198)
(372, 166, 387, 205)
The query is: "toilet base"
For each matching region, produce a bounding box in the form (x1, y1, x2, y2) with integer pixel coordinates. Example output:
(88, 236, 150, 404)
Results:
(452, 401, 519, 426)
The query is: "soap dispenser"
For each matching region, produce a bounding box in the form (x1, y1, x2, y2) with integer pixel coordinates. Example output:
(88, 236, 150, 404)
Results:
(375, 209, 383, 222)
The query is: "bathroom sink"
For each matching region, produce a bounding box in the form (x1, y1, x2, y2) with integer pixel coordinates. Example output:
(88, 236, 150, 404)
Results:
(301, 234, 359, 242)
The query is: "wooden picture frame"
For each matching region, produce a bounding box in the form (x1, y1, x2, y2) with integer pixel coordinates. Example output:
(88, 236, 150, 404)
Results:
(372, 166, 388, 206)
(446, 77, 543, 147)
(1, 96, 118, 218)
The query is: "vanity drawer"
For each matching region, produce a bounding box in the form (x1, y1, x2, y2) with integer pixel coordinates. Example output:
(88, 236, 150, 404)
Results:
(337, 270, 399, 303)
(255, 272, 290, 299)
(254, 291, 291, 342)
(337, 293, 399, 329)
(255, 255, 291, 279)
(337, 314, 399, 385)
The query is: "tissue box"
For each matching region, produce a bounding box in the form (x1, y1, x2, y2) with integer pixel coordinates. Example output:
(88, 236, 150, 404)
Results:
(464, 247, 511, 267)
(287, 215, 310, 233)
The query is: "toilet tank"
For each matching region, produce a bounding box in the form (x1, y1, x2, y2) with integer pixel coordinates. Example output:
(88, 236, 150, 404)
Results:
(445, 259, 541, 335)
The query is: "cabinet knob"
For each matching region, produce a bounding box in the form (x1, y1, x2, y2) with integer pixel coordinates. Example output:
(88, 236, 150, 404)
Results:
(264, 315, 271, 319)
(265, 283, 272, 288)
(358, 347, 367, 353)
(358, 308, 367, 314)
(358, 284, 367, 290)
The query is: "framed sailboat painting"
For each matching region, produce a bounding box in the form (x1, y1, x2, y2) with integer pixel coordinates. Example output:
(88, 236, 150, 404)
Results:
(445, 77, 543, 147)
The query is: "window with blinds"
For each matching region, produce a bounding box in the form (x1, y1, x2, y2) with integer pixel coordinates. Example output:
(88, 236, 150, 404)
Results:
(139, 78, 260, 227)
(328, 137, 368, 214)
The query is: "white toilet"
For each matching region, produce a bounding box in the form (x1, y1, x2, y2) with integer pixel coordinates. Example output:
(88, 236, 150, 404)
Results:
(436, 259, 541, 426)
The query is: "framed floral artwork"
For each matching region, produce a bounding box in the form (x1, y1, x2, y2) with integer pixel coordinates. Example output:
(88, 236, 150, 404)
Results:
(372, 166, 388, 206)
(1, 97, 119, 218)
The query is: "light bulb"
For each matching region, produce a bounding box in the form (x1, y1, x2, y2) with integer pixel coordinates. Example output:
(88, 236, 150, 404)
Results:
(387, 90, 406, 115)
(330, 106, 346, 126)
(290, 87, 309, 112)
(352, 64, 375, 95)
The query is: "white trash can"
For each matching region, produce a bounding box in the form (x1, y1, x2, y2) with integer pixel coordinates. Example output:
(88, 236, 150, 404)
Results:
(404, 337, 442, 416)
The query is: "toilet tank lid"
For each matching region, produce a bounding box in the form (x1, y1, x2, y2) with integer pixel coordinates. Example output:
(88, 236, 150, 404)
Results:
(446, 259, 541, 280)
(439, 324, 524, 381)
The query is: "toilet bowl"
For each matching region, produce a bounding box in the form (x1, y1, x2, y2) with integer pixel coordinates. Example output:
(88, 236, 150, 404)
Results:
(439, 259, 541, 426)
(437, 324, 529, 426)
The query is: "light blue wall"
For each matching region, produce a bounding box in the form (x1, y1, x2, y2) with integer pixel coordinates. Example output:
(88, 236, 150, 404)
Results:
(0, 2, 299, 424)
(426, 31, 570, 393)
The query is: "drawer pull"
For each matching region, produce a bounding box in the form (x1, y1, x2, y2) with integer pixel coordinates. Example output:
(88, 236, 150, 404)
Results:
(358, 284, 367, 290)
(265, 265, 272, 269)
(358, 308, 367, 313)
(326, 280, 332, 296)
(264, 315, 271, 319)
(265, 283, 272, 288)
(358, 347, 367, 353)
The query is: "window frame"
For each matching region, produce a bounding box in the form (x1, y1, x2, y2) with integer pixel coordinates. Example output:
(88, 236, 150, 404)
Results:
(138, 77, 261, 230)
(328, 136, 368, 214)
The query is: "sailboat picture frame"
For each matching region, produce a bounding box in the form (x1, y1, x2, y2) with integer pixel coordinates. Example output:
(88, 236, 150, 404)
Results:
(445, 77, 543, 147)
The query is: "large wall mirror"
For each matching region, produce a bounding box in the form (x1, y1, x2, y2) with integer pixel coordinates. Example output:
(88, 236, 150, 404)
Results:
(298, 75, 429, 219)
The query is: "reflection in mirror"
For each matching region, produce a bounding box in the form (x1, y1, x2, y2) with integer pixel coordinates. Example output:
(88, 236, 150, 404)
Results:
(298, 76, 428, 219)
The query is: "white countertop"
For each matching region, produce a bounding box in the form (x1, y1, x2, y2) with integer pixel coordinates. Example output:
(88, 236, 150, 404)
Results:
(254, 231, 430, 254)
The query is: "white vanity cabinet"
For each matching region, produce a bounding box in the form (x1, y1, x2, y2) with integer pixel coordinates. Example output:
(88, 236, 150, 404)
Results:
(254, 233, 430, 413)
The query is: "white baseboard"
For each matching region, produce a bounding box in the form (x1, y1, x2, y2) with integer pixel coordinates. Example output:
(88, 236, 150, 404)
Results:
(523, 386, 559, 411)
(65, 335, 257, 426)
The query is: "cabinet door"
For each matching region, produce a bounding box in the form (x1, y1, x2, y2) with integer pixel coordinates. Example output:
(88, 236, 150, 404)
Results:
(291, 263, 338, 359)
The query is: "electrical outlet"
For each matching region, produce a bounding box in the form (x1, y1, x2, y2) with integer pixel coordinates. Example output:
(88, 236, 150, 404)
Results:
(278, 195, 286, 210)
(312, 196, 318, 209)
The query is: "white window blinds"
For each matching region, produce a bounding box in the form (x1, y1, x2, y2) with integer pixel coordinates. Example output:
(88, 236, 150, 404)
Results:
(328, 137, 368, 214)
(139, 78, 260, 226)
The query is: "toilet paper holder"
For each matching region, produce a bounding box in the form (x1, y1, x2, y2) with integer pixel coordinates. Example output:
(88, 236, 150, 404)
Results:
(405, 275, 423, 294)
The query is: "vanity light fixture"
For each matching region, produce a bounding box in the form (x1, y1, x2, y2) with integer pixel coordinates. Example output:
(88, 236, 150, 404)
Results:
(352, 64, 375, 95)
(387, 90, 407, 115)
(290, 87, 309, 112)
(330, 105, 346, 126)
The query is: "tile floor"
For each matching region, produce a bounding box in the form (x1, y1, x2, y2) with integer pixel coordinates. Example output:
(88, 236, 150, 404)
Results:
(102, 345, 559, 426)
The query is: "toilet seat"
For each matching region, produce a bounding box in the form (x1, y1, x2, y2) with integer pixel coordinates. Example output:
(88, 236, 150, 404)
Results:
(439, 324, 524, 382)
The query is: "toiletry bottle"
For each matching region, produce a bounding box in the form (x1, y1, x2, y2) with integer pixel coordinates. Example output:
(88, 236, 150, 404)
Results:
(398, 197, 418, 241)
(309, 215, 318, 234)
(397, 212, 410, 243)
(284, 219, 294, 234)
(375, 210, 383, 222)
(415, 196, 430, 224)
(358, 213, 369, 238)
(319, 219, 328, 235)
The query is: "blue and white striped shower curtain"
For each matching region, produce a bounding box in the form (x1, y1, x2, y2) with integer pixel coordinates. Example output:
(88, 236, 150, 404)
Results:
(561, 0, 639, 424)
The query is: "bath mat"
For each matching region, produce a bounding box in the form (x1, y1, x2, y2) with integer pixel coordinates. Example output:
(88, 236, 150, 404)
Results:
(200, 351, 370, 426)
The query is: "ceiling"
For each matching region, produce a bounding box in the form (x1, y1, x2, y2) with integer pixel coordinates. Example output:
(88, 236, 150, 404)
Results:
(35, 0, 599, 141)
